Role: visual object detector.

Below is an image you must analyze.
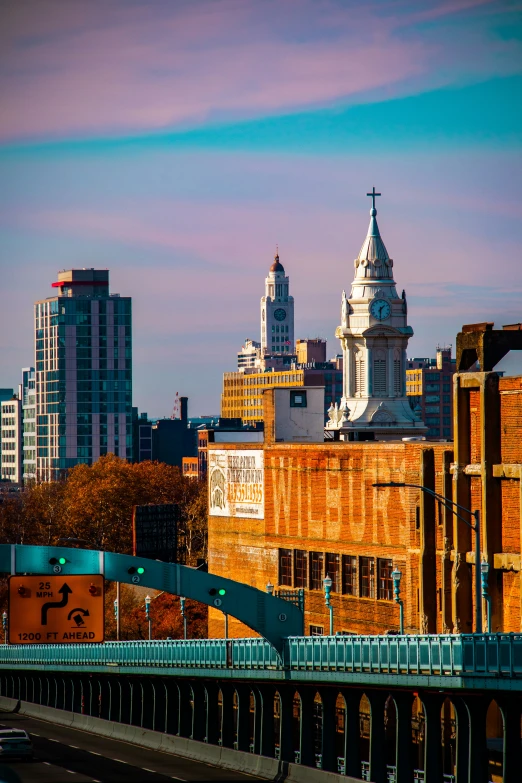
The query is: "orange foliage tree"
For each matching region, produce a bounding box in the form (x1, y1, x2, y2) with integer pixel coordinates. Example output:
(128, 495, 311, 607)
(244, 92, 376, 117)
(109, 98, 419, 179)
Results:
(0, 456, 209, 638)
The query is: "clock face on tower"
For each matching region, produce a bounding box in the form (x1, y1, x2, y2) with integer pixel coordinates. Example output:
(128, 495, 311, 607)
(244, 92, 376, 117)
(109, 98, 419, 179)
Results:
(274, 308, 287, 322)
(370, 298, 391, 321)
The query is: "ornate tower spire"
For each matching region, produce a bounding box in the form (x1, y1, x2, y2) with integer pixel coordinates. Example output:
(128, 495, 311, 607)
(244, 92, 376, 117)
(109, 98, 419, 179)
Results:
(354, 188, 393, 280)
(326, 190, 426, 440)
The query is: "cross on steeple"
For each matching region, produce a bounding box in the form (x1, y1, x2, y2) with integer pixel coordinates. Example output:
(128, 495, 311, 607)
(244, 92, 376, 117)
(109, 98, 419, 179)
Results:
(366, 186, 381, 210)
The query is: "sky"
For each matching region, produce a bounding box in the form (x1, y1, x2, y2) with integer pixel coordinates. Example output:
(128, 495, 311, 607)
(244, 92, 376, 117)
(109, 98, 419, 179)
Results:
(1, 0, 521, 416)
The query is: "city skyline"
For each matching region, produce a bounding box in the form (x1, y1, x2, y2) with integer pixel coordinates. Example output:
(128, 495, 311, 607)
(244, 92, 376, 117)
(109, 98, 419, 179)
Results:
(1, 0, 521, 415)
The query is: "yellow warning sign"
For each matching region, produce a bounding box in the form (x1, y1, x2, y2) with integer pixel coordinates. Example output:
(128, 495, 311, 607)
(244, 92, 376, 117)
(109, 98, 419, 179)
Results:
(8, 575, 104, 644)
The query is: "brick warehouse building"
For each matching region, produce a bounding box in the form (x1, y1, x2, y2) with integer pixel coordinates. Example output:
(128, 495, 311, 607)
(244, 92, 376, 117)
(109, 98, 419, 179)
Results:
(207, 323, 522, 639)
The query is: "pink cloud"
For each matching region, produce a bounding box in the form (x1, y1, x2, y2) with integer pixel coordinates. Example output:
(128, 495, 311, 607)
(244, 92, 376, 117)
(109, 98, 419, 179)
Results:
(1, 0, 518, 142)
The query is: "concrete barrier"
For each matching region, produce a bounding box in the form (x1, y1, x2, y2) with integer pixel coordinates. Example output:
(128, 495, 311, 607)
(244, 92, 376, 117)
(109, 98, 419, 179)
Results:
(0, 695, 366, 782)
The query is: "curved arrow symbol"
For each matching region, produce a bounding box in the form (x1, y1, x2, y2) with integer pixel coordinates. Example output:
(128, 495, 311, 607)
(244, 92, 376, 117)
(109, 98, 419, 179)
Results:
(67, 608, 90, 621)
(41, 583, 72, 625)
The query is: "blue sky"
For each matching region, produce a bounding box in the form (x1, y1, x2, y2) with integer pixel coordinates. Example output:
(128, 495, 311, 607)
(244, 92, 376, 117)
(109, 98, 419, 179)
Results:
(1, 0, 521, 415)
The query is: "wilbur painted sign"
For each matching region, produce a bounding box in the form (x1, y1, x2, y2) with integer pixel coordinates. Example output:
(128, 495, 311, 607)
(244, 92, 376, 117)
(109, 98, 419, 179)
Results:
(208, 449, 264, 519)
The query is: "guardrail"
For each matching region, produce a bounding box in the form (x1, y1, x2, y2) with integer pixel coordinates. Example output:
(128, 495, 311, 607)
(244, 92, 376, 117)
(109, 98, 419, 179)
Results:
(0, 634, 520, 677)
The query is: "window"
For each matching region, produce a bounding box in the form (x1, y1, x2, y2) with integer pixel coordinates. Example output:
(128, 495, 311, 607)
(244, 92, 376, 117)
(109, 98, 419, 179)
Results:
(355, 354, 365, 395)
(373, 357, 387, 395)
(290, 391, 307, 408)
(325, 553, 340, 592)
(309, 625, 324, 636)
(342, 555, 357, 595)
(309, 551, 324, 590)
(294, 550, 307, 588)
(360, 557, 375, 598)
(377, 559, 393, 600)
(278, 548, 292, 586)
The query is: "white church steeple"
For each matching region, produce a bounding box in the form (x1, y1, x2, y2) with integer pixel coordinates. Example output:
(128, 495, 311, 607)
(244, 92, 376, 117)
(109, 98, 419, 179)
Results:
(327, 190, 426, 440)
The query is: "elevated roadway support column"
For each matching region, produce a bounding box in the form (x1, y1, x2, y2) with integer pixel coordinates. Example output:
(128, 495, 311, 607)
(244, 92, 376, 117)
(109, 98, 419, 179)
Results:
(278, 686, 295, 764)
(177, 680, 193, 738)
(297, 685, 316, 768)
(393, 692, 413, 783)
(152, 679, 168, 733)
(420, 692, 443, 783)
(497, 695, 522, 783)
(464, 693, 489, 783)
(220, 682, 235, 748)
(235, 684, 252, 753)
(451, 697, 469, 783)
(164, 679, 179, 736)
(255, 683, 276, 759)
(341, 688, 362, 780)
(368, 690, 388, 783)
(205, 681, 220, 745)
(191, 680, 207, 742)
(252, 687, 263, 755)
(319, 686, 339, 773)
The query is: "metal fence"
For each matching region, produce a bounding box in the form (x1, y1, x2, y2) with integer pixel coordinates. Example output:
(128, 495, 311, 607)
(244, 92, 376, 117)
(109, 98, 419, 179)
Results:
(0, 633, 520, 677)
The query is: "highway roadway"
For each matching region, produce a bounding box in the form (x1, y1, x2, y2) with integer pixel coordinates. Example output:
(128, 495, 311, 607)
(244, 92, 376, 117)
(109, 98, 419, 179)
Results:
(0, 712, 263, 783)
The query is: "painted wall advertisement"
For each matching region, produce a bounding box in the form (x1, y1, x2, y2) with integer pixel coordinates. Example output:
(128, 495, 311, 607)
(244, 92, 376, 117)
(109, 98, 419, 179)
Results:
(209, 449, 264, 519)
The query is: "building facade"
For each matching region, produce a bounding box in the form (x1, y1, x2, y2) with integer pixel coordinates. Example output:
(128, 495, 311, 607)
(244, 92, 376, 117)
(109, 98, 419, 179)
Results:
(406, 347, 455, 440)
(209, 322, 522, 641)
(208, 349, 522, 640)
(21, 367, 36, 482)
(327, 193, 426, 440)
(0, 396, 22, 484)
(222, 365, 343, 426)
(35, 269, 132, 481)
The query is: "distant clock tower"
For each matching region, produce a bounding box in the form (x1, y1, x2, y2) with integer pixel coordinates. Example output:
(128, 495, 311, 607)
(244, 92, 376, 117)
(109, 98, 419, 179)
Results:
(327, 190, 426, 440)
(260, 251, 294, 355)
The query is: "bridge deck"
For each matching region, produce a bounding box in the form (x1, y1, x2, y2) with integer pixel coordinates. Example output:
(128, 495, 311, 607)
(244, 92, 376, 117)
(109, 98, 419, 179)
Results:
(1, 633, 521, 691)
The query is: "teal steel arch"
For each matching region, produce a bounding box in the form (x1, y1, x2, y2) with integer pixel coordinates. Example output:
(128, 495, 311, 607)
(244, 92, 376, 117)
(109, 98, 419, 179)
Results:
(0, 545, 303, 654)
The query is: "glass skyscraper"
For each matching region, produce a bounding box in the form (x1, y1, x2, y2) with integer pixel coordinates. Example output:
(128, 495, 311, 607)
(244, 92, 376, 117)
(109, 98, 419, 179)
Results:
(35, 269, 132, 481)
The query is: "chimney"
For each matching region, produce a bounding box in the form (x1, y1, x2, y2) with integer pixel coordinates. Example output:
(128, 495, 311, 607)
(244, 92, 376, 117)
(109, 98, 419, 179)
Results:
(180, 396, 188, 423)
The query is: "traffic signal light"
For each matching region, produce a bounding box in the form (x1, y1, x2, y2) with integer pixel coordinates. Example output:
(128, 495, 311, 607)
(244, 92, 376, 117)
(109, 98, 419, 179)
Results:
(88, 583, 97, 595)
(127, 566, 146, 575)
(49, 557, 67, 565)
(17, 585, 26, 596)
(208, 587, 227, 597)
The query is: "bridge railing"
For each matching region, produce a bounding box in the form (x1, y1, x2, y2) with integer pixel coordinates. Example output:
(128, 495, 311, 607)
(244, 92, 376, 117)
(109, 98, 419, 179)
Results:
(0, 633, 520, 676)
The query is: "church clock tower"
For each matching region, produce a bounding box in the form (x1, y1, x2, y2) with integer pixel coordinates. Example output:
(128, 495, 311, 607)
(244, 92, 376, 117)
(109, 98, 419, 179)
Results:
(326, 189, 426, 440)
(260, 251, 294, 355)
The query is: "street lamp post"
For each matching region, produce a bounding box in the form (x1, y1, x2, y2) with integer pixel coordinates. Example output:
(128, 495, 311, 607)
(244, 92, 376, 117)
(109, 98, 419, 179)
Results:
(144, 595, 152, 641)
(373, 481, 483, 634)
(481, 561, 492, 633)
(180, 596, 187, 640)
(2, 612, 7, 645)
(391, 568, 404, 634)
(323, 574, 334, 636)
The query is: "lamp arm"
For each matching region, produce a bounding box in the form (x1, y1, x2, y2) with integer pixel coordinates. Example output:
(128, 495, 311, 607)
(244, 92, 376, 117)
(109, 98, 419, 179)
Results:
(393, 483, 476, 530)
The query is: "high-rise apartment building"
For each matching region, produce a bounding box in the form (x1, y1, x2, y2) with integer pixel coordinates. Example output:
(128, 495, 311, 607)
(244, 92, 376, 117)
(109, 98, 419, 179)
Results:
(35, 269, 132, 481)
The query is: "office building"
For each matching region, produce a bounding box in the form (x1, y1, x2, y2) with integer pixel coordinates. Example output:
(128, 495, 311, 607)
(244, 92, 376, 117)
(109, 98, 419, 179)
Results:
(35, 269, 132, 481)
(406, 348, 456, 439)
